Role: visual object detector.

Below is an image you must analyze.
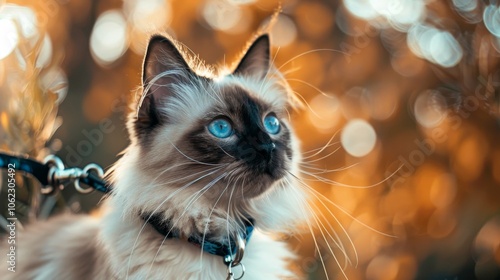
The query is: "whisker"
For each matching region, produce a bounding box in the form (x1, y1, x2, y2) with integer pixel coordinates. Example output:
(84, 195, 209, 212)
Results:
(298, 165, 403, 189)
(206, 81, 225, 105)
(284, 177, 358, 269)
(299, 163, 359, 175)
(292, 187, 332, 280)
(277, 48, 348, 72)
(307, 202, 351, 269)
(225, 173, 242, 256)
(259, 45, 281, 95)
(290, 89, 323, 119)
(199, 169, 237, 267)
(150, 165, 224, 189)
(280, 65, 301, 77)
(305, 199, 351, 274)
(215, 144, 235, 159)
(284, 106, 292, 122)
(168, 140, 226, 166)
(301, 142, 340, 157)
(301, 130, 340, 159)
(302, 146, 341, 164)
(291, 172, 396, 238)
(286, 78, 335, 99)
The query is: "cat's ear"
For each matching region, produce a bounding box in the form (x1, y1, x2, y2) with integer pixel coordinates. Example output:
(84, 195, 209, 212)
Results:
(135, 35, 192, 135)
(233, 34, 270, 78)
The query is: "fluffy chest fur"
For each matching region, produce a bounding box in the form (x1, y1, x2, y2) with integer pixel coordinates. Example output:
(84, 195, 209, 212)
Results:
(101, 208, 296, 279)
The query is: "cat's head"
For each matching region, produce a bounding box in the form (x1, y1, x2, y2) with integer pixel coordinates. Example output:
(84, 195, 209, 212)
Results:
(112, 34, 307, 237)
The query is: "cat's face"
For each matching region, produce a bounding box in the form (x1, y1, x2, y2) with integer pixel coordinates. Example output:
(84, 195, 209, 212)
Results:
(115, 34, 305, 234)
(168, 84, 294, 198)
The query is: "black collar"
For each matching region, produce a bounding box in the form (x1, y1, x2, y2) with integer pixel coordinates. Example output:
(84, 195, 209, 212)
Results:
(142, 213, 254, 264)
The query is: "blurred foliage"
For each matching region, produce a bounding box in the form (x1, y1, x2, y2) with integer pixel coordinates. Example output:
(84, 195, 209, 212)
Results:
(0, 0, 500, 279)
(0, 3, 67, 227)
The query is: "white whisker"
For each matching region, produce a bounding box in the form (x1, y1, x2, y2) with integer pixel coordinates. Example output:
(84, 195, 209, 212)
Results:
(285, 177, 349, 280)
(168, 140, 226, 166)
(287, 78, 334, 99)
(302, 130, 340, 159)
(300, 163, 359, 175)
(290, 171, 396, 238)
(302, 146, 341, 164)
(277, 49, 348, 71)
(290, 89, 323, 119)
(298, 165, 403, 189)
(199, 169, 237, 268)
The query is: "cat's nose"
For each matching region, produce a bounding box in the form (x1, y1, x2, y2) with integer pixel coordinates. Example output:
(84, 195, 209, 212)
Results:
(257, 142, 276, 163)
(253, 131, 275, 161)
(236, 132, 278, 169)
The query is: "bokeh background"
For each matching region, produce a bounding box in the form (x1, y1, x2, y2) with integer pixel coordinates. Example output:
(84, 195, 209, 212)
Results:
(1, 0, 500, 279)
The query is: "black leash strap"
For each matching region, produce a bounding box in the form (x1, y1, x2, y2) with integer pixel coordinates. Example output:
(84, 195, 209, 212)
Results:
(0, 151, 111, 194)
(0, 152, 51, 185)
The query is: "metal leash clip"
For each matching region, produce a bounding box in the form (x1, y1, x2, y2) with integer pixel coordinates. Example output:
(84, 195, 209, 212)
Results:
(224, 233, 246, 280)
(43, 155, 104, 194)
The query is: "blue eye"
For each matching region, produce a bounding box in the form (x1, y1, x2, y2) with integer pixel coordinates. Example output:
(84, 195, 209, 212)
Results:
(263, 114, 280, 134)
(208, 118, 233, 138)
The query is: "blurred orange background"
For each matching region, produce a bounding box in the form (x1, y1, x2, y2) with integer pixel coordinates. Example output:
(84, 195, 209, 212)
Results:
(0, 0, 500, 279)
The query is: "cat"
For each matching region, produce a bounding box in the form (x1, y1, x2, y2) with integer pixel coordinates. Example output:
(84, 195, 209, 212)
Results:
(1, 34, 311, 279)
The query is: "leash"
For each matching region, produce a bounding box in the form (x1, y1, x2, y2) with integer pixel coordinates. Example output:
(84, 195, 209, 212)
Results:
(0, 151, 111, 194)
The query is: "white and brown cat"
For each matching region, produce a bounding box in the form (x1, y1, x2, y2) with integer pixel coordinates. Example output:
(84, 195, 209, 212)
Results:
(2, 34, 311, 279)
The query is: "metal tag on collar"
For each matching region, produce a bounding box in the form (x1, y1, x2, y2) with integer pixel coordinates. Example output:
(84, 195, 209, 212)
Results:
(223, 232, 245, 265)
(224, 233, 246, 279)
(226, 261, 245, 280)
